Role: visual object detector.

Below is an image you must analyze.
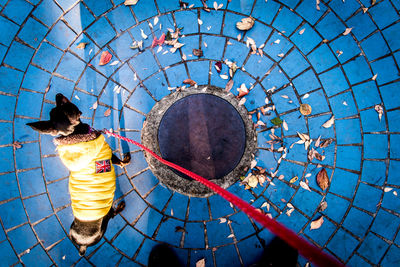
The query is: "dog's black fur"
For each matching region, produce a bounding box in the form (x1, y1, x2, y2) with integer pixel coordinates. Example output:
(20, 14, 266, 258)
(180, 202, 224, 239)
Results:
(27, 93, 130, 256)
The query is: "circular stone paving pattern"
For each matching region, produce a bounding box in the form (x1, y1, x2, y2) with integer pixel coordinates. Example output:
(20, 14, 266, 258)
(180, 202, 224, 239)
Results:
(0, 0, 400, 266)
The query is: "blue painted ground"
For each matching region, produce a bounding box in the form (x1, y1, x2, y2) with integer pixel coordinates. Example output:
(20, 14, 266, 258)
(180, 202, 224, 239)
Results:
(0, 0, 400, 266)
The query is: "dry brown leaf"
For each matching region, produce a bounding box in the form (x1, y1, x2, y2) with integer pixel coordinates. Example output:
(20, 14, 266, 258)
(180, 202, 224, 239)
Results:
(76, 42, 88, 49)
(310, 216, 324, 230)
(322, 115, 335, 128)
(225, 79, 234, 92)
(175, 226, 186, 233)
(193, 49, 203, 57)
(196, 258, 205, 267)
(320, 138, 333, 148)
(124, 0, 138, 5)
(183, 78, 197, 86)
(236, 17, 255, 31)
(371, 0, 376, 5)
(99, 51, 112, 66)
(343, 27, 353, 36)
(318, 201, 328, 212)
(317, 168, 329, 191)
(300, 104, 312, 115)
(104, 108, 111, 117)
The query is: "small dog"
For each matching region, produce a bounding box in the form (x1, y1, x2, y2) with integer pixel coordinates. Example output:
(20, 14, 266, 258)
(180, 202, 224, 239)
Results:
(27, 93, 131, 256)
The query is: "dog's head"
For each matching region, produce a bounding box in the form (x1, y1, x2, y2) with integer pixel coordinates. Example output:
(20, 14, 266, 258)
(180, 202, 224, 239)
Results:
(69, 219, 104, 256)
(27, 93, 82, 136)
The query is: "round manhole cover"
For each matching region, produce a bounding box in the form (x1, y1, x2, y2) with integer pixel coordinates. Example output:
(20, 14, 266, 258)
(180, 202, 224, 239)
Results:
(142, 86, 256, 197)
(158, 94, 246, 180)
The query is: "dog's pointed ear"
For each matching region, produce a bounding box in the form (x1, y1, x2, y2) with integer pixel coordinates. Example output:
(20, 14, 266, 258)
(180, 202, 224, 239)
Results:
(56, 93, 70, 106)
(26, 121, 57, 135)
(79, 245, 87, 256)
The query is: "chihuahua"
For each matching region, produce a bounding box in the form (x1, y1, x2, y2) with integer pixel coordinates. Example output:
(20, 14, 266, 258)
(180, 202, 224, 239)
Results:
(27, 93, 130, 256)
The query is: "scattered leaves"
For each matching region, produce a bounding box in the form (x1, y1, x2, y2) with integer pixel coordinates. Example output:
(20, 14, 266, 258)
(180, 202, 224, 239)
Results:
(236, 17, 255, 31)
(375, 104, 383, 121)
(300, 181, 311, 191)
(318, 201, 328, 212)
(271, 117, 283, 126)
(193, 49, 203, 57)
(300, 104, 312, 115)
(196, 258, 205, 267)
(225, 79, 234, 92)
(99, 51, 112, 66)
(343, 27, 353, 36)
(317, 168, 329, 191)
(104, 108, 111, 117)
(76, 42, 88, 49)
(310, 216, 324, 230)
(322, 115, 335, 128)
(124, 0, 138, 5)
(183, 78, 197, 86)
(214, 61, 222, 73)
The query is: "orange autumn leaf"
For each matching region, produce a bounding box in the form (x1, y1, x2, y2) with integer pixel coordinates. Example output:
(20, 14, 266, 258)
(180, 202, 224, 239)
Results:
(104, 108, 111, 117)
(99, 51, 112, 66)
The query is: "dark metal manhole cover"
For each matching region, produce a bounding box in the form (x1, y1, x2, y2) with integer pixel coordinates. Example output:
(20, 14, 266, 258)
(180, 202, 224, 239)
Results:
(158, 94, 246, 180)
(141, 86, 257, 197)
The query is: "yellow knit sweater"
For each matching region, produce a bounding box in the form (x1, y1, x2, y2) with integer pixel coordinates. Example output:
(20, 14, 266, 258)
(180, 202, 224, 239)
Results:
(57, 135, 115, 221)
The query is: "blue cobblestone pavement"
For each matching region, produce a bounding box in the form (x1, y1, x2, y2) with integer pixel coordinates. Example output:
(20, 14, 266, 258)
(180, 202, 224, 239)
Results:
(0, 0, 399, 266)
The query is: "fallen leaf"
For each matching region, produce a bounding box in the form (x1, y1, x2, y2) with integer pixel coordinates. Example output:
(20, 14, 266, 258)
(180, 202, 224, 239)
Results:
(183, 78, 197, 86)
(372, 73, 378, 80)
(193, 49, 203, 57)
(310, 216, 324, 230)
(277, 53, 285, 58)
(384, 187, 393, 192)
(315, 136, 321, 147)
(303, 93, 310, 99)
(12, 141, 22, 149)
(75, 95, 80, 100)
(99, 51, 112, 66)
(170, 209, 174, 216)
(92, 101, 98, 110)
(124, 0, 138, 5)
(219, 218, 227, 223)
(274, 39, 280, 44)
(371, 0, 376, 5)
(316, 0, 320, 10)
(104, 108, 111, 117)
(220, 74, 229, 80)
(362, 7, 368, 13)
(299, 28, 306, 35)
(236, 17, 255, 31)
(305, 173, 312, 178)
(238, 97, 246, 106)
(289, 176, 298, 184)
(320, 138, 333, 148)
(318, 201, 328, 212)
(76, 42, 88, 49)
(225, 79, 234, 92)
(343, 27, 353, 36)
(214, 61, 222, 73)
(317, 168, 329, 191)
(196, 258, 205, 267)
(261, 202, 270, 211)
(153, 16, 159, 25)
(140, 29, 148, 39)
(110, 60, 119, 66)
(300, 104, 312, 115)
(271, 117, 283, 126)
(322, 115, 335, 128)
(248, 175, 258, 188)
(250, 160, 257, 169)
(374, 104, 383, 121)
(300, 181, 311, 191)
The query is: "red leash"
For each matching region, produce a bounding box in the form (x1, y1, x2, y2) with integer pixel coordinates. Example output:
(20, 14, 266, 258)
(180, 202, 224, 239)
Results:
(104, 129, 344, 267)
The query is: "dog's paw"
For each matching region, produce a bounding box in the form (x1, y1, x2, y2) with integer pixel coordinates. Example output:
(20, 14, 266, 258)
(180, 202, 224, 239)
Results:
(117, 153, 131, 168)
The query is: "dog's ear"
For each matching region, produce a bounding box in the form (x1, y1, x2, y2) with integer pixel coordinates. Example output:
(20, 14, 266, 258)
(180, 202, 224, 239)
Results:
(56, 93, 70, 106)
(26, 121, 58, 135)
(78, 245, 87, 256)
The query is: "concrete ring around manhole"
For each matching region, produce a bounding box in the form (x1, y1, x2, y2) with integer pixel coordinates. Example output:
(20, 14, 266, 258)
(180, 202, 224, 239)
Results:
(141, 86, 257, 197)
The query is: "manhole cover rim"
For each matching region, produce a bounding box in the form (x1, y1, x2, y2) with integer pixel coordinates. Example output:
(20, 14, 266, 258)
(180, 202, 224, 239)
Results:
(141, 86, 257, 197)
